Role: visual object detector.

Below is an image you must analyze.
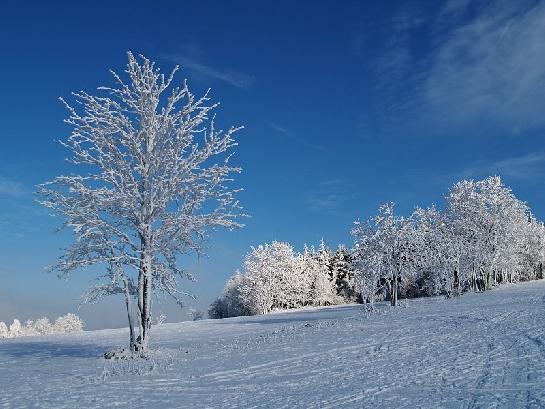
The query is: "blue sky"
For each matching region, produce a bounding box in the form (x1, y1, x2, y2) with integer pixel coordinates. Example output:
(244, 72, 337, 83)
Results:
(1, 0, 545, 329)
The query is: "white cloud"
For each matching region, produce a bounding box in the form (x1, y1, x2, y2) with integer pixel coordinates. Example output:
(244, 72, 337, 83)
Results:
(0, 176, 26, 198)
(437, 0, 473, 22)
(376, 0, 545, 135)
(270, 123, 326, 152)
(424, 0, 545, 132)
(460, 152, 545, 180)
(392, 1, 428, 32)
(306, 179, 357, 215)
(167, 55, 255, 89)
(376, 2, 427, 93)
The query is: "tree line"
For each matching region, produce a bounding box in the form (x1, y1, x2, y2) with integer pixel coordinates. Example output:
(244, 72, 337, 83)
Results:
(0, 313, 84, 339)
(210, 176, 545, 318)
(209, 241, 357, 318)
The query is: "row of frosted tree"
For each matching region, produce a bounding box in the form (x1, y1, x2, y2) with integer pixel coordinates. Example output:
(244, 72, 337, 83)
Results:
(209, 241, 357, 318)
(0, 313, 84, 339)
(211, 176, 545, 317)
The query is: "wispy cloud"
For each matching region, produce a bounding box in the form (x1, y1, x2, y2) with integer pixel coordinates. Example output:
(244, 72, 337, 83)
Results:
(460, 152, 545, 181)
(306, 179, 357, 215)
(376, 2, 427, 92)
(424, 0, 545, 133)
(0, 175, 26, 198)
(167, 54, 255, 89)
(307, 194, 345, 211)
(270, 123, 326, 152)
(375, 0, 545, 135)
(0, 175, 52, 239)
(392, 1, 428, 32)
(436, 0, 472, 21)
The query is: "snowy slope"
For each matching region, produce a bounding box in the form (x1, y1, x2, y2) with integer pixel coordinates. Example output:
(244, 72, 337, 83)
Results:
(2, 281, 545, 408)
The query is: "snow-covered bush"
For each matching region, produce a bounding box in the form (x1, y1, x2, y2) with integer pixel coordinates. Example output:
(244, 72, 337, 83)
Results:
(0, 314, 84, 339)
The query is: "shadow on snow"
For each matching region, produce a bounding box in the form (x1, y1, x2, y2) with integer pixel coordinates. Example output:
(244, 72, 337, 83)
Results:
(0, 340, 104, 359)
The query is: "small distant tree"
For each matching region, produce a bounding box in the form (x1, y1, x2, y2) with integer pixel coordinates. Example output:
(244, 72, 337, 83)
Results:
(331, 245, 357, 301)
(0, 322, 9, 338)
(306, 242, 339, 306)
(53, 313, 84, 333)
(39, 52, 244, 353)
(188, 308, 204, 321)
(9, 319, 22, 338)
(0, 315, 84, 338)
(33, 318, 53, 335)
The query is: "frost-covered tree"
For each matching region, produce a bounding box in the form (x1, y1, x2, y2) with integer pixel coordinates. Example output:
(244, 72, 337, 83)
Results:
(210, 271, 250, 318)
(9, 319, 22, 338)
(353, 203, 417, 306)
(411, 206, 461, 297)
(32, 318, 53, 335)
(352, 220, 386, 308)
(288, 247, 313, 308)
(53, 313, 84, 333)
(520, 216, 545, 281)
(0, 322, 9, 339)
(330, 245, 357, 301)
(187, 308, 204, 321)
(212, 240, 350, 318)
(307, 265, 338, 306)
(445, 176, 530, 290)
(305, 242, 339, 306)
(238, 242, 300, 314)
(351, 176, 543, 306)
(39, 52, 244, 352)
(0, 315, 84, 339)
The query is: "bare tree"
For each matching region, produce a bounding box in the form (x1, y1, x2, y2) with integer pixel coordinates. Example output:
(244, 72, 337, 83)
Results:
(39, 52, 245, 353)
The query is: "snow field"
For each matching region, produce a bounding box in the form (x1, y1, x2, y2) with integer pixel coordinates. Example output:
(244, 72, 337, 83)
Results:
(2, 280, 545, 408)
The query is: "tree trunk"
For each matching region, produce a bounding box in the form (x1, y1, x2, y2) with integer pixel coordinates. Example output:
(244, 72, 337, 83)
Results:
(123, 276, 136, 351)
(141, 259, 152, 349)
(137, 231, 153, 352)
(391, 273, 398, 307)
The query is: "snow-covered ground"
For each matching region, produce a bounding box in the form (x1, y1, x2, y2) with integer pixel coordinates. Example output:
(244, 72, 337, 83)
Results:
(2, 281, 545, 408)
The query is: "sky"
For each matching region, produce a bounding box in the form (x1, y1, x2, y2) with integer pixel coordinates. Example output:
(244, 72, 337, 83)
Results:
(1, 0, 545, 329)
